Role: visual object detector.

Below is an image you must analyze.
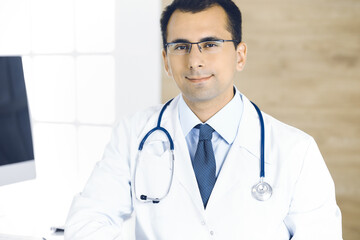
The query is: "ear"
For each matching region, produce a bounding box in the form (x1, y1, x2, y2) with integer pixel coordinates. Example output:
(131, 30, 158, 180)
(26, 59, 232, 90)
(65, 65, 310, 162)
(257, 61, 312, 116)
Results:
(162, 49, 172, 77)
(236, 42, 247, 71)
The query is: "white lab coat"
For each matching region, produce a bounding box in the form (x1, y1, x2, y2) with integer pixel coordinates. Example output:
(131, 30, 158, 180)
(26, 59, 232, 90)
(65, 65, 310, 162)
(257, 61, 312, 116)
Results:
(65, 93, 342, 240)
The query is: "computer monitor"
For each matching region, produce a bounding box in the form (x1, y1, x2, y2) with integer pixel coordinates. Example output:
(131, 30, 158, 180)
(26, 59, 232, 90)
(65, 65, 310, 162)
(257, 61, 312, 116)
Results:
(0, 56, 36, 186)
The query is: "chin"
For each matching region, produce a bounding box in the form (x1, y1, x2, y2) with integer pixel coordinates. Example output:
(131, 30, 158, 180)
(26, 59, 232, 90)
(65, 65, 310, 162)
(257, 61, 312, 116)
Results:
(185, 92, 217, 104)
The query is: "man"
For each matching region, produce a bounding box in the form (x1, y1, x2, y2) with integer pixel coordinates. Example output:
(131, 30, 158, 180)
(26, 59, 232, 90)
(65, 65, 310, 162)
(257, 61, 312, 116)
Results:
(65, 0, 342, 239)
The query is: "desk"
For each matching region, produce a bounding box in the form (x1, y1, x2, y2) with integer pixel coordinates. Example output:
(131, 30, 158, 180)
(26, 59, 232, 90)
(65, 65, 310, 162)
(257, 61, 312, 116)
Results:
(0, 233, 63, 240)
(0, 180, 72, 240)
(0, 212, 64, 240)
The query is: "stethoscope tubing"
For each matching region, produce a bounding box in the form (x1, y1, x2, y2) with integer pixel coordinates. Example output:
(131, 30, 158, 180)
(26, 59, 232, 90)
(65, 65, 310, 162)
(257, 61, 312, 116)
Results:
(250, 101, 265, 179)
(135, 96, 271, 203)
(138, 99, 174, 151)
(134, 150, 175, 204)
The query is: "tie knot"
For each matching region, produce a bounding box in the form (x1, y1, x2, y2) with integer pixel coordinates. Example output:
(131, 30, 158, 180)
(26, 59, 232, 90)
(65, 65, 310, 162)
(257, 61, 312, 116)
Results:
(196, 124, 214, 141)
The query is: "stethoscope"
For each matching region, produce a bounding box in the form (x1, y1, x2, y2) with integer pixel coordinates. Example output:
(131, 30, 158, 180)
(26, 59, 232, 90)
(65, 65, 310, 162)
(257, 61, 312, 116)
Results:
(134, 97, 273, 204)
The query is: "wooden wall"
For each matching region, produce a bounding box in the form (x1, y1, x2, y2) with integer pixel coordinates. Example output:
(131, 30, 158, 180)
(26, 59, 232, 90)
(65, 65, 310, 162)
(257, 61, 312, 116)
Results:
(161, 0, 360, 239)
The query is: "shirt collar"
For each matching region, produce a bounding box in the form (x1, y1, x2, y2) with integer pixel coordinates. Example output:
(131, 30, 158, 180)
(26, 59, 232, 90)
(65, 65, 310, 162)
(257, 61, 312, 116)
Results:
(178, 95, 202, 137)
(178, 87, 243, 144)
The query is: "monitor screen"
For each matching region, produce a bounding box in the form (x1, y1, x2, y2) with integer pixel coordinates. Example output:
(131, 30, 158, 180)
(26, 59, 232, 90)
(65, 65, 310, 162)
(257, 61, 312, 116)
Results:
(0, 56, 36, 186)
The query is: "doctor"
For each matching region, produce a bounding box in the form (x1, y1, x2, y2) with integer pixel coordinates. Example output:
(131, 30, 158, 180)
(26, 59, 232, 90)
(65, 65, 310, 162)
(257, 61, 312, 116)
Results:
(65, 0, 342, 239)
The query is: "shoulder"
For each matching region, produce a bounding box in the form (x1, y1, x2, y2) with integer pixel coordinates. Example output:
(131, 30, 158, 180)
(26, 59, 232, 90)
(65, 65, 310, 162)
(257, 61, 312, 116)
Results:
(113, 96, 180, 138)
(263, 109, 318, 168)
(240, 91, 313, 154)
(262, 111, 313, 148)
(113, 104, 162, 136)
(261, 111, 320, 180)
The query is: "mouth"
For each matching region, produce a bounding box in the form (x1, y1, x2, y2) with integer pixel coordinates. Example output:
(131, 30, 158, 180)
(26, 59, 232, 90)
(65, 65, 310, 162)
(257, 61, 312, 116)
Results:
(185, 74, 213, 83)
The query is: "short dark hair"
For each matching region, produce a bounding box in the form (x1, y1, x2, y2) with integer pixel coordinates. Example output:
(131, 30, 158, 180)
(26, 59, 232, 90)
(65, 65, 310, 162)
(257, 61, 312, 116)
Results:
(160, 0, 242, 50)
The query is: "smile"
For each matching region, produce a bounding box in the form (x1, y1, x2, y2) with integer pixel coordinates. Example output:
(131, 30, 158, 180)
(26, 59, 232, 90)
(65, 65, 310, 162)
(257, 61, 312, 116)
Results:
(185, 75, 213, 82)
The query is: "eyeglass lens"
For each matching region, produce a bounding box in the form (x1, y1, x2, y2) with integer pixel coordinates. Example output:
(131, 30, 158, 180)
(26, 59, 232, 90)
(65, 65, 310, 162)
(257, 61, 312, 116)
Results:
(168, 40, 225, 55)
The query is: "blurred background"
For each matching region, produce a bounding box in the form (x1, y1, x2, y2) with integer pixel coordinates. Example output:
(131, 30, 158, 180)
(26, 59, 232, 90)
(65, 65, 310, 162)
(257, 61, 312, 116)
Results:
(0, 0, 359, 239)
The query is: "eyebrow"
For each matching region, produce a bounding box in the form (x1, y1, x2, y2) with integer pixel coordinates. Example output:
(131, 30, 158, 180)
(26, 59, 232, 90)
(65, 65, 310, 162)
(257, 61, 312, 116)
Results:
(168, 36, 222, 44)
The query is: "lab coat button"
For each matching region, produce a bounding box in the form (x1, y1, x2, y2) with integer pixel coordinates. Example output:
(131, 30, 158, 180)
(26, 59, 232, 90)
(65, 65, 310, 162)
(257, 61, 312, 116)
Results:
(210, 230, 214, 235)
(201, 220, 206, 225)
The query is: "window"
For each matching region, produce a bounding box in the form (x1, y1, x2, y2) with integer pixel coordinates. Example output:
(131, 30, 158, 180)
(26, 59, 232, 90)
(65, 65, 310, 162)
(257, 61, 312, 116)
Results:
(0, 0, 160, 236)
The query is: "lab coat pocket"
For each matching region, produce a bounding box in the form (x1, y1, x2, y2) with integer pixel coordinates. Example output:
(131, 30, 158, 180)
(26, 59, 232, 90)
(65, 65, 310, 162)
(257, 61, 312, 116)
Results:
(134, 140, 173, 201)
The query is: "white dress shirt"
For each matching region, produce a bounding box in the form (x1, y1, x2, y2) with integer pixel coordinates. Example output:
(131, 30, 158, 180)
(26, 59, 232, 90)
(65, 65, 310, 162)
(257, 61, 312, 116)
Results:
(178, 89, 243, 177)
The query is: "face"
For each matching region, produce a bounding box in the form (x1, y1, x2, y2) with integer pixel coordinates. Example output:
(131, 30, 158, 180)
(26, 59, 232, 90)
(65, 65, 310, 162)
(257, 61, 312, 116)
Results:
(162, 5, 247, 107)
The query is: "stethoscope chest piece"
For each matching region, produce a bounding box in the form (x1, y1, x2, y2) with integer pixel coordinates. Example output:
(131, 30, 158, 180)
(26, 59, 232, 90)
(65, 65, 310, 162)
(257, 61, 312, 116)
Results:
(251, 178, 272, 201)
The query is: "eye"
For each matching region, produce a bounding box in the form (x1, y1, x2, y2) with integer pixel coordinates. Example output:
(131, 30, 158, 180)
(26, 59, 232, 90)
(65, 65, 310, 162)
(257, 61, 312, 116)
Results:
(202, 41, 220, 48)
(173, 43, 190, 51)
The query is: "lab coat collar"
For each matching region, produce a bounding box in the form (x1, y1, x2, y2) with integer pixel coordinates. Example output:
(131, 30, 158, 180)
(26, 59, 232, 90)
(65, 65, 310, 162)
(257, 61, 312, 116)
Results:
(205, 92, 268, 209)
(236, 93, 264, 162)
(176, 89, 265, 162)
(164, 91, 267, 165)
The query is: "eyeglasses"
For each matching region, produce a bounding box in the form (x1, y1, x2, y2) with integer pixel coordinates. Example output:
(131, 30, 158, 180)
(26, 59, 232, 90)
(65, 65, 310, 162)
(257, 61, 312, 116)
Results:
(165, 39, 238, 55)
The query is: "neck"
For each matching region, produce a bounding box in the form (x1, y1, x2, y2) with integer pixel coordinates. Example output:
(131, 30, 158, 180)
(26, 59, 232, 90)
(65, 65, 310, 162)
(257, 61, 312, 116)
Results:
(183, 91, 234, 123)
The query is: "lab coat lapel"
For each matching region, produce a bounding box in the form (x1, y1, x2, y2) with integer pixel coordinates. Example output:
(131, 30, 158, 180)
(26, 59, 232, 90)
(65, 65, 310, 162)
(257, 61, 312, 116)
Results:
(161, 96, 205, 212)
(207, 95, 262, 208)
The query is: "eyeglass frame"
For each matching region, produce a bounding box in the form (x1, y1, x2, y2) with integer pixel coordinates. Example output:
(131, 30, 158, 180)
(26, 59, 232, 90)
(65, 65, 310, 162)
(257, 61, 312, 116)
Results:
(164, 39, 239, 55)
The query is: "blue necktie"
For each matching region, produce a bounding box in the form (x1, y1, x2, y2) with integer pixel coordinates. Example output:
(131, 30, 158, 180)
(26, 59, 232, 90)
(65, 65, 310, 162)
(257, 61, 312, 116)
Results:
(192, 124, 216, 208)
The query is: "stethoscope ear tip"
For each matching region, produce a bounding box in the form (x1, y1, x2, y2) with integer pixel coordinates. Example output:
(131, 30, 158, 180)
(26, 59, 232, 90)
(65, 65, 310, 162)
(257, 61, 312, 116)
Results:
(139, 195, 161, 204)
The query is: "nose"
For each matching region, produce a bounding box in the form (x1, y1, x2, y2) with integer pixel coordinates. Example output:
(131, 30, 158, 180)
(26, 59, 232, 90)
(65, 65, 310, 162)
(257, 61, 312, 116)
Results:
(187, 43, 204, 69)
